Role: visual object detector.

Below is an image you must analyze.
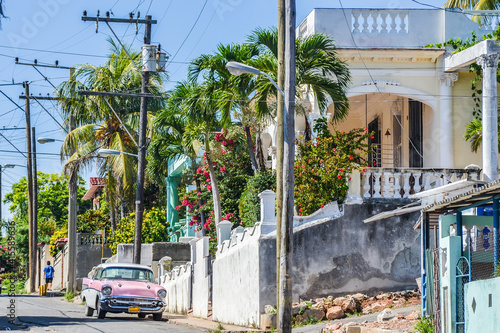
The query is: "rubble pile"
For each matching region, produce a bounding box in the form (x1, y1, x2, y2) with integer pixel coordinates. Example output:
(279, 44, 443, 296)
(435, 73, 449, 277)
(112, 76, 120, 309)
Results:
(287, 291, 420, 326)
(323, 309, 421, 333)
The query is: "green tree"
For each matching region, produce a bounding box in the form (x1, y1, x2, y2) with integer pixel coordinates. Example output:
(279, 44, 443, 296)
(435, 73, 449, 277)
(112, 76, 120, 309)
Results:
(57, 40, 167, 227)
(3, 172, 91, 261)
(108, 207, 169, 254)
(248, 28, 351, 139)
(189, 43, 265, 174)
(444, 0, 500, 23)
(295, 120, 371, 215)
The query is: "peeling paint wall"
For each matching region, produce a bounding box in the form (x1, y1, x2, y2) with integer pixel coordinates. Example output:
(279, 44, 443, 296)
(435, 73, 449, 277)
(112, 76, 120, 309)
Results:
(259, 201, 421, 307)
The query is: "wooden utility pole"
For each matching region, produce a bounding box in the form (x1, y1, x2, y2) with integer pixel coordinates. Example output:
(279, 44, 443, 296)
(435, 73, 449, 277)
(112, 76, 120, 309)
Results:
(31, 126, 38, 290)
(23, 81, 35, 294)
(276, 0, 285, 322)
(279, 0, 295, 332)
(82, 12, 157, 265)
(134, 15, 153, 265)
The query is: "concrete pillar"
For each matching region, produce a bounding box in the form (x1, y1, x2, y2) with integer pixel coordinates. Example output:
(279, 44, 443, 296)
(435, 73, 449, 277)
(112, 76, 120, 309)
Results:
(438, 73, 458, 168)
(166, 175, 181, 226)
(345, 169, 363, 204)
(477, 54, 499, 182)
(217, 220, 232, 245)
(259, 190, 277, 233)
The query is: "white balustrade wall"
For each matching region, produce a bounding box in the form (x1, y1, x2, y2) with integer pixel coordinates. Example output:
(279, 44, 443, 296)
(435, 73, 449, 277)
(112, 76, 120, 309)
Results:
(358, 168, 482, 199)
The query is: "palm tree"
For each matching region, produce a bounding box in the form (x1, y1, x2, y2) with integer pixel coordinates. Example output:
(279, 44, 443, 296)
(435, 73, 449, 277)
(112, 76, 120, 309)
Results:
(248, 28, 351, 138)
(57, 40, 166, 227)
(444, 0, 500, 23)
(147, 84, 208, 233)
(188, 43, 265, 174)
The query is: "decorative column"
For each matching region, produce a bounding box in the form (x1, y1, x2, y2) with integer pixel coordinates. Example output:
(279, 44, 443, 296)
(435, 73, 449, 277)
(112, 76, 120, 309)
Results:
(166, 175, 181, 229)
(477, 54, 499, 182)
(438, 73, 458, 168)
(268, 146, 277, 170)
(259, 190, 277, 234)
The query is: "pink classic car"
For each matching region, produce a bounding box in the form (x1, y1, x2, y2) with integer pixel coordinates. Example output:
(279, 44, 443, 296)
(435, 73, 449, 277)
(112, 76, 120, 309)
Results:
(81, 263, 166, 320)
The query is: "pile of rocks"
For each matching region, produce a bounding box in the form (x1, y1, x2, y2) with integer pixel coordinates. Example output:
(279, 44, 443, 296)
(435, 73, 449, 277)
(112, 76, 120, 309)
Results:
(323, 309, 421, 333)
(285, 291, 420, 325)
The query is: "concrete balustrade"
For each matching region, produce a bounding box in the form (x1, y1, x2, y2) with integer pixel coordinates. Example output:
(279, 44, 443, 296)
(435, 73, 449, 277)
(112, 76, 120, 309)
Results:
(357, 168, 482, 200)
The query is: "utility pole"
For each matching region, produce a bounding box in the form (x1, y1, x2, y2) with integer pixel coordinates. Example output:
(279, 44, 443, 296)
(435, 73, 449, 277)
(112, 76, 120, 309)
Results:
(31, 126, 38, 290)
(23, 81, 35, 294)
(279, 0, 295, 332)
(134, 15, 153, 264)
(82, 12, 157, 265)
(276, 0, 285, 323)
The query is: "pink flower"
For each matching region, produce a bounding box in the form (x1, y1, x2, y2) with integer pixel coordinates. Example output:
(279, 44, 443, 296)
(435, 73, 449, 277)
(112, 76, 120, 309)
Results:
(362, 168, 366, 173)
(333, 148, 336, 152)
(299, 208, 303, 212)
(197, 192, 201, 196)
(349, 155, 353, 160)
(337, 174, 341, 179)
(370, 134, 374, 139)
(203, 170, 209, 176)
(339, 168, 344, 173)
(196, 167, 203, 174)
(214, 133, 222, 141)
(220, 166, 224, 172)
(207, 185, 212, 191)
(321, 205, 324, 209)
(206, 178, 211, 183)
(222, 141, 227, 146)
(175, 205, 181, 211)
(182, 200, 189, 206)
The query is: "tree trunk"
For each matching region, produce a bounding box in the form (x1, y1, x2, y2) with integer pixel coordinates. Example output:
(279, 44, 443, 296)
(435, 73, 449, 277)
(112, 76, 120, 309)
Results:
(205, 135, 222, 225)
(256, 130, 266, 171)
(244, 126, 259, 175)
(304, 114, 311, 142)
(195, 177, 207, 236)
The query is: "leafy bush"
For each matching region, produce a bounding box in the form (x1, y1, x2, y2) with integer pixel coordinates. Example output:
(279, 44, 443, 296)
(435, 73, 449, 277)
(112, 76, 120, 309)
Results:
(49, 226, 68, 257)
(239, 171, 276, 228)
(108, 207, 169, 254)
(295, 119, 371, 215)
(77, 209, 111, 235)
(413, 316, 435, 333)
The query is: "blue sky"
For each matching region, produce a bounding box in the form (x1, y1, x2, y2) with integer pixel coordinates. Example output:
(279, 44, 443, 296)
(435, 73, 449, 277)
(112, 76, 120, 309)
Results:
(0, 0, 444, 220)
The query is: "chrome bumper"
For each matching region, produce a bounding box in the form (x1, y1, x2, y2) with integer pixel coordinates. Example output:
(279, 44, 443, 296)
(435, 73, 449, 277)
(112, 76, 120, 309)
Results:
(100, 296, 165, 314)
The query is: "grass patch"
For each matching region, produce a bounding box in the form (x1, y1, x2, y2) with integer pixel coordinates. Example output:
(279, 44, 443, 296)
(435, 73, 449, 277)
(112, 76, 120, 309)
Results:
(64, 291, 75, 302)
(413, 316, 435, 333)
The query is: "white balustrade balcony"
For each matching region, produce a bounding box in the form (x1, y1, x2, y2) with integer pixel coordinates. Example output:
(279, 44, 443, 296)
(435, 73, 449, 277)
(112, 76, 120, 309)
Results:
(351, 168, 482, 200)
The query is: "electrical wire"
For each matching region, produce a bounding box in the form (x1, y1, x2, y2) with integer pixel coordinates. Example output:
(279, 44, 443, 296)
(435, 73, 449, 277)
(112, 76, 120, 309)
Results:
(168, 0, 209, 64)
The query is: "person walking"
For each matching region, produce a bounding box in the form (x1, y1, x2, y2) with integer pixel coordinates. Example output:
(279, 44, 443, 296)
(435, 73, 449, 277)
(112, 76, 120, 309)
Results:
(43, 261, 55, 291)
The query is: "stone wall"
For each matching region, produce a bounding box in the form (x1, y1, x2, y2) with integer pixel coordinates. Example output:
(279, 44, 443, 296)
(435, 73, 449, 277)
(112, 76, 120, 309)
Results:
(259, 202, 420, 306)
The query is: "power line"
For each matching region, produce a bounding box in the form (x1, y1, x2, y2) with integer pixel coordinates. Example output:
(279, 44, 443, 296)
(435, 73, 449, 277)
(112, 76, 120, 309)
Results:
(168, 0, 209, 64)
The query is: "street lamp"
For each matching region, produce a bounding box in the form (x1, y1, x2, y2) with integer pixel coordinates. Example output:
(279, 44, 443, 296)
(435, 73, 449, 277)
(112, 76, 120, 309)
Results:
(37, 137, 62, 144)
(97, 148, 138, 158)
(226, 62, 286, 100)
(38, 136, 79, 293)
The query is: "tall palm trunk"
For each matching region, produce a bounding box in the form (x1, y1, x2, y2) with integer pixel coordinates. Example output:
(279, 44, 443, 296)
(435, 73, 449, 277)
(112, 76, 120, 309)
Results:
(205, 135, 222, 225)
(244, 126, 258, 175)
(256, 130, 266, 171)
(195, 178, 207, 236)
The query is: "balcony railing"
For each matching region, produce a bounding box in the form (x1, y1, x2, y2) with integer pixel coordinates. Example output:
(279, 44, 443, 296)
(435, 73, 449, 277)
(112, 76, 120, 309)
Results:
(358, 168, 482, 199)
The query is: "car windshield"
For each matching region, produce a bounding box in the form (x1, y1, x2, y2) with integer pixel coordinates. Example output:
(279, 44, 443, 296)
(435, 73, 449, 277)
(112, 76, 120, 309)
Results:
(100, 267, 154, 282)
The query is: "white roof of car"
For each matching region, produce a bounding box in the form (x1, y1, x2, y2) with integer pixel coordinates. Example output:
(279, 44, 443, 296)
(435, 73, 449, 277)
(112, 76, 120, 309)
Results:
(97, 263, 153, 271)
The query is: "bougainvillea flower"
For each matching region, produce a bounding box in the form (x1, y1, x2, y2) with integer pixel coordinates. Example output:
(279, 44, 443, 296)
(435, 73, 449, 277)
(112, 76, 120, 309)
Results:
(321, 205, 324, 209)
(337, 174, 342, 179)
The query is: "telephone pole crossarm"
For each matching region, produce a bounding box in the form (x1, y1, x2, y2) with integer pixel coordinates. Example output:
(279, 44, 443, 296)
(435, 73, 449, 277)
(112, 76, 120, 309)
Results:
(82, 16, 157, 24)
(78, 91, 160, 98)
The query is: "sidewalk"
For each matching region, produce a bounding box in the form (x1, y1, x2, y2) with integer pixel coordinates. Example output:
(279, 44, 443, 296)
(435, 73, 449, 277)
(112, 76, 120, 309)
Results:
(164, 311, 264, 332)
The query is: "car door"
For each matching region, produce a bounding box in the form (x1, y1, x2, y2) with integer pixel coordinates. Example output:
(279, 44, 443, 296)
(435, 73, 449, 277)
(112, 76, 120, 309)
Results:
(88, 267, 102, 309)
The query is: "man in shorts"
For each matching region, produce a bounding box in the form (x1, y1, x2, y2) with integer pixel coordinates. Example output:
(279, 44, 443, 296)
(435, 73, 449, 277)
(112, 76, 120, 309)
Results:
(43, 261, 55, 291)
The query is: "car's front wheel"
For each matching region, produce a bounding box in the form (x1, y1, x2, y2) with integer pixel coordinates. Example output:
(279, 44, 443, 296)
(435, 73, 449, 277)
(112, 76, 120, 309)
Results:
(152, 313, 163, 321)
(96, 298, 106, 319)
(85, 304, 94, 317)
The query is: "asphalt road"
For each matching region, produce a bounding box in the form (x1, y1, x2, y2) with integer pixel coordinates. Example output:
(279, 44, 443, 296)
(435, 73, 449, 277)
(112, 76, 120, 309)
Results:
(0, 294, 203, 333)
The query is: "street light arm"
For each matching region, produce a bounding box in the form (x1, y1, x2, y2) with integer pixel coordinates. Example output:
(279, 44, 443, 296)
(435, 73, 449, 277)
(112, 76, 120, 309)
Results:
(261, 72, 285, 100)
